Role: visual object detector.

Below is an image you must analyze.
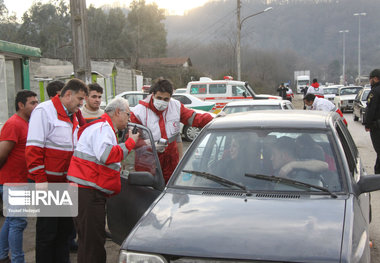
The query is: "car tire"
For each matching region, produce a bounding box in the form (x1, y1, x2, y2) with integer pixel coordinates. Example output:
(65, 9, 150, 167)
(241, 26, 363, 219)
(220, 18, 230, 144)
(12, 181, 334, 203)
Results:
(353, 114, 359, 121)
(183, 125, 200, 142)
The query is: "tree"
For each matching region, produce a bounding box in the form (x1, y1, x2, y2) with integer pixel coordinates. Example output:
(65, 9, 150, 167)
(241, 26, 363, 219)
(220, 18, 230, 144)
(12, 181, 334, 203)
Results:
(127, 0, 167, 68)
(17, 1, 71, 58)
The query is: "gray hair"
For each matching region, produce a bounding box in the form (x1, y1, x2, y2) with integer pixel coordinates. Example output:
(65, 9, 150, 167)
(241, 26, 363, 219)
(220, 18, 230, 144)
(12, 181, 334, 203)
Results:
(105, 97, 130, 115)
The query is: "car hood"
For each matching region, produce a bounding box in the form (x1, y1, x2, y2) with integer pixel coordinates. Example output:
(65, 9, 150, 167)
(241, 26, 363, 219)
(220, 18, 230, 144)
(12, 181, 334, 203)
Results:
(339, 94, 356, 100)
(125, 191, 346, 262)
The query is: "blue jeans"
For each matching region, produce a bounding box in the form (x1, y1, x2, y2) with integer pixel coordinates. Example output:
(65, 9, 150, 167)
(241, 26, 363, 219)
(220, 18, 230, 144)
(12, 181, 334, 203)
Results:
(0, 185, 28, 263)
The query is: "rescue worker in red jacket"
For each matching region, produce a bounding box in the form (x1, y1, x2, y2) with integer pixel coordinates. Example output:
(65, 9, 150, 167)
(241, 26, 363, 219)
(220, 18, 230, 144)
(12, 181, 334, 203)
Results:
(26, 78, 88, 263)
(67, 97, 139, 263)
(131, 78, 214, 182)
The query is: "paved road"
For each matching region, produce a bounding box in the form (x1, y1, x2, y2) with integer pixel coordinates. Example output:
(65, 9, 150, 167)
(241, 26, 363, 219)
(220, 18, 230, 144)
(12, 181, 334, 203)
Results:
(2, 94, 379, 262)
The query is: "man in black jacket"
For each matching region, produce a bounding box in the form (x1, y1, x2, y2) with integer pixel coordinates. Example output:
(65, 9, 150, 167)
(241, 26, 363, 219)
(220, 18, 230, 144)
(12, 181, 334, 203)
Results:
(277, 83, 288, 100)
(364, 69, 380, 174)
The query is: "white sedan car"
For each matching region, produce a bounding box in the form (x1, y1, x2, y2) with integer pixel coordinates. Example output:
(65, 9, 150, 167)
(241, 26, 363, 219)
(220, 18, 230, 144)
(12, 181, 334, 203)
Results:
(334, 86, 363, 113)
(172, 93, 215, 112)
(221, 99, 294, 115)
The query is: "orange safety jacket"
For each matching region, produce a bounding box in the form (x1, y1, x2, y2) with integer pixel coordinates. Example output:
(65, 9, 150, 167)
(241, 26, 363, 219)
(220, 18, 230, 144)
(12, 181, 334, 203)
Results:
(67, 113, 135, 195)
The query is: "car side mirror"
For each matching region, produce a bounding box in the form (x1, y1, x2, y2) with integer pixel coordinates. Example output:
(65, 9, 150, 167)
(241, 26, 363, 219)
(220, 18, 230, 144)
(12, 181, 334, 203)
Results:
(356, 174, 380, 194)
(128, 171, 155, 187)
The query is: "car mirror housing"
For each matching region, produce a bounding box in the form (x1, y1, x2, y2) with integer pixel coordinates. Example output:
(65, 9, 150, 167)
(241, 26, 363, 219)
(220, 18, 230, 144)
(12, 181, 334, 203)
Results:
(128, 171, 155, 187)
(357, 174, 380, 194)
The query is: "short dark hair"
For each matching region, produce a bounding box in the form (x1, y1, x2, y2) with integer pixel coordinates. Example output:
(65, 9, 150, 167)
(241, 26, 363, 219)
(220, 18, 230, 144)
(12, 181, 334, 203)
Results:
(46, 80, 65, 98)
(313, 78, 318, 83)
(60, 78, 89, 97)
(15, 90, 37, 111)
(88, 83, 103, 94)
(304, 93, 316, 102)
(369, 69, 380, 79)
(150, 78, 174, 96)
(274, 136, 296, 158)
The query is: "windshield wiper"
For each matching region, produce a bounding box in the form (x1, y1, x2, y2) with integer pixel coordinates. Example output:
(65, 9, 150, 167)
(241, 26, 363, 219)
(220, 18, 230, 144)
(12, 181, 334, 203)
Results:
(182, 170, 252, 196)
(245, 173, 337, 198)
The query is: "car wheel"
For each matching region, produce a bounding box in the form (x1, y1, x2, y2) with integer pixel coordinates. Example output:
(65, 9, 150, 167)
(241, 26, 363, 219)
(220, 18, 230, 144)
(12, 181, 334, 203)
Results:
(353, 114, 359, 121)
(183, 126, 200, 142)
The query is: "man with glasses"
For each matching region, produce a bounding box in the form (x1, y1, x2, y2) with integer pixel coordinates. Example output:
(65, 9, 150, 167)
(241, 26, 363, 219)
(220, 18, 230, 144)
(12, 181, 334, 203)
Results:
(364, 69, 380, 173)
(67, 97, 139, 263)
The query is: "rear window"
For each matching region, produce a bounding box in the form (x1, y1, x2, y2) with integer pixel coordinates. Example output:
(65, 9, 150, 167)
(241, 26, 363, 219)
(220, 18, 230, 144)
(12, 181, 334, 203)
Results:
(209, 84, 227, 94)
(190, 84, 207, 94)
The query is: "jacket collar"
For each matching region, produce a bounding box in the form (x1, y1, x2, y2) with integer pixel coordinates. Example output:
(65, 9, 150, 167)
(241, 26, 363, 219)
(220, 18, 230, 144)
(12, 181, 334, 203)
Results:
(51, 95, 78, 131)
(78, 113, 116, 139)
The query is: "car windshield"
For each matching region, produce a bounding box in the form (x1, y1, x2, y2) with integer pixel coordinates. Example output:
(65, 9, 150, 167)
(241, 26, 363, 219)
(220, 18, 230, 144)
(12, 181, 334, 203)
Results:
(340, 87, 362, 95)
(324, 88, 338, 95)
(362, 90, 370, 101)
(224, 105, 281, 114)
(122, 94, 147, 107)
(173, 130, 342, 193)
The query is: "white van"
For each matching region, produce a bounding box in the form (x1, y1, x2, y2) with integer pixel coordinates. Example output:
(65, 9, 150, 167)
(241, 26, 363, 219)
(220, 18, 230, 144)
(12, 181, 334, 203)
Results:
(186, 76, 280, 113)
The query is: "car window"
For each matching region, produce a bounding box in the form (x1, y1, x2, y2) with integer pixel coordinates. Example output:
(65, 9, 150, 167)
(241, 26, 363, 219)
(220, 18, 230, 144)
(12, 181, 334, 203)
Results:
(324, 88, 338, 95)
(340, 87, 362, 95)
(190, 84, 207, 94)
(209, 84, 227, 94)
(232, 85, 249, 97)
(172, 95, 192, 105)
(335, 122, 358, 179)
(362, 90, 370, 101)
(224, 105, 281, 114)
(173, 129, 342, 193)
(122, 94, 147, 107)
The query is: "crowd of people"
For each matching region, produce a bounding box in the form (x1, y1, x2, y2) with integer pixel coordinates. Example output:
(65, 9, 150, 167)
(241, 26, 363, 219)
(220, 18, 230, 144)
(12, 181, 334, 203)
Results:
(0, 67, 380, 262)
(0, 77, 214, 263)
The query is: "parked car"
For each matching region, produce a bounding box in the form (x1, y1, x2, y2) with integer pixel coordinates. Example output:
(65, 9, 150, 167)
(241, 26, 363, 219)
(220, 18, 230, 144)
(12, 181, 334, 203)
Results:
(323, 85, 342, 103)
(179, 109, 216, 142)
(172, 94, 215, 141)
(334, 86, 363, 112)
(353, 87, 371, 124)
(172, 93, 215, 112)
(108, 111, 380, 263)
(186, 76, 281, 113)
(115, 91, 148, 108)
(221, 99, 294, 115)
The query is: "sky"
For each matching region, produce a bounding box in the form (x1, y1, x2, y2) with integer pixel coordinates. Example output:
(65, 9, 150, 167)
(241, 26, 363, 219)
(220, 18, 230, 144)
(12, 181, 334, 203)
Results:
(4, 0, 211, 18)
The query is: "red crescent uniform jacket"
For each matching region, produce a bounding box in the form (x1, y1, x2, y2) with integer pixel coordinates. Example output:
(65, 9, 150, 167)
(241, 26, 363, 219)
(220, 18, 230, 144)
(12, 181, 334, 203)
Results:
(26, 95, 79, 183)
(67, 113, 135, 195)
(131, 95, 213, 182)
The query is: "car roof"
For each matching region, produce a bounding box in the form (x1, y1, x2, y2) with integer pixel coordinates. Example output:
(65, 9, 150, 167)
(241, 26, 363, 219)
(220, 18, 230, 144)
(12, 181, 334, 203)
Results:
(116, 91, 146, 96)
(340, 86, 362, 89)
(209, 110, 336, 130)
(224, 99, 287, 107)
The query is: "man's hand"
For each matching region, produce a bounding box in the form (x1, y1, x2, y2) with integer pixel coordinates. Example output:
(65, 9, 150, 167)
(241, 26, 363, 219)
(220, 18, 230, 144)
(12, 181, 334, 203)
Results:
(365, 128, 370, 132)
(128, 129, 140, 143)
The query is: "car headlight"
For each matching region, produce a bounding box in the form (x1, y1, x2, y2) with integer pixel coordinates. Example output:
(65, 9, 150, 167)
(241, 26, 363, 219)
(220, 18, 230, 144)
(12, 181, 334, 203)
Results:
(119, 250, 167, 263)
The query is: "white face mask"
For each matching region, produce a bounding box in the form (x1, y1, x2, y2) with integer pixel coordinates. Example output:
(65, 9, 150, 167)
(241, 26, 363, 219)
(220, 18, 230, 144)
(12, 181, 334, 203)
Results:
(153, 98, 169, 111)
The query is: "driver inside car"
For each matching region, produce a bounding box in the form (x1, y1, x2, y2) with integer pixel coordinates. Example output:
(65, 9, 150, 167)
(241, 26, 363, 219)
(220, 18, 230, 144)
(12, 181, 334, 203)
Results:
(271, 137, 329, 182)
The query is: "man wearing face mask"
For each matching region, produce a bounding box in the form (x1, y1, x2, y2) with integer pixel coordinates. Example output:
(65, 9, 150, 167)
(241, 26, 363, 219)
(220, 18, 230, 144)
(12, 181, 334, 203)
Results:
(131, 78, 214, 182)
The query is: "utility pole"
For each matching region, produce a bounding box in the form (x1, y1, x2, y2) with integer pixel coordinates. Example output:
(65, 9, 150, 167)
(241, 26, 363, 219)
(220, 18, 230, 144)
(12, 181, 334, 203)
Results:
(354, 12, 366, 83)
(236, 2, 272, 81)
(339, 30, 349, 85)
(70, 0, 91, 83)
(236, 0, 241, 81)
